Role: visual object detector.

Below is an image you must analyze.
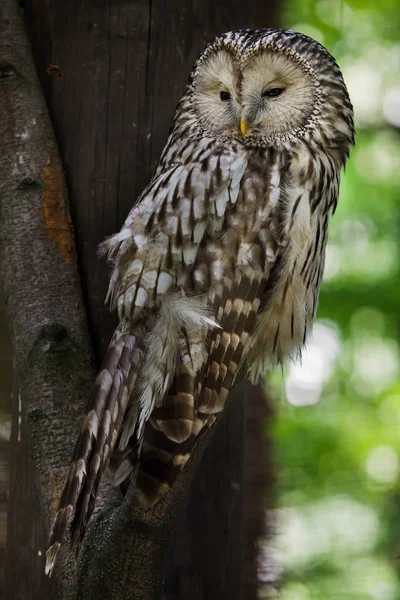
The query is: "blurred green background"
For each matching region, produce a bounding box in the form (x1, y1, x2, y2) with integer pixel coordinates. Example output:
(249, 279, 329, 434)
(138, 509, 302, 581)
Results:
(260, 1, 400, 599)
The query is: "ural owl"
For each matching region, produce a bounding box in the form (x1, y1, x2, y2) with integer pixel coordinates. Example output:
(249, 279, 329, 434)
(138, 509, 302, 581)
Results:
(46, 28, 354, 573)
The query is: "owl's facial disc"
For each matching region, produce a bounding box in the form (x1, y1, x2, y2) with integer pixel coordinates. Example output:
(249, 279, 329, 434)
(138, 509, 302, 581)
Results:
(193, 46, 316, 143)
(240, 51, 316, 141)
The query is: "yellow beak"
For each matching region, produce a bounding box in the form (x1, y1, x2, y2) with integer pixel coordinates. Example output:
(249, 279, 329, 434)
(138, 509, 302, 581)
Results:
(240, 119, 248, 136)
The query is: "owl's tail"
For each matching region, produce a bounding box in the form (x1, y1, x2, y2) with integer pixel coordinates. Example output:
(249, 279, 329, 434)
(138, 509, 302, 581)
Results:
(45, 292, 219, 576)
(45, 323, 149, 576)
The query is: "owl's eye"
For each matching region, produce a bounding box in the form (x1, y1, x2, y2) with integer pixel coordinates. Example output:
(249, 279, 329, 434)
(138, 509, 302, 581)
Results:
(220, 91, 231, 101)
(263, 87, 285, 98)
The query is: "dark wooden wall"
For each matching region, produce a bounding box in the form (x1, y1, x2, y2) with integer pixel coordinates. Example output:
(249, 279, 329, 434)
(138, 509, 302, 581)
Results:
(0, 297, 12, 600)
(5, 1, 278, 598)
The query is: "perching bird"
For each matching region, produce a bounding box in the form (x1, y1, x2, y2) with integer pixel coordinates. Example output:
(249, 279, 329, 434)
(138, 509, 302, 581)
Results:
(46, 28, 354, 574)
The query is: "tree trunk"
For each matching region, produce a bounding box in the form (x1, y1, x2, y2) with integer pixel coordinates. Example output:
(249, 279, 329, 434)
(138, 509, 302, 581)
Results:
(2, 1, 278, 598)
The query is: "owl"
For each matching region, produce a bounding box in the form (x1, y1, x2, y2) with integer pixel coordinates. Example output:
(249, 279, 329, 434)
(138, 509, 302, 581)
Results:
(46, 28, 354, 574)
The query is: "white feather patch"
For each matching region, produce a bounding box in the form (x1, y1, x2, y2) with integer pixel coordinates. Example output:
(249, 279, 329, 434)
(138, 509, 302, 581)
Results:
(183, 243, 198, 265)
(157, 272, 174, 294)
(135, 287, 148, 308)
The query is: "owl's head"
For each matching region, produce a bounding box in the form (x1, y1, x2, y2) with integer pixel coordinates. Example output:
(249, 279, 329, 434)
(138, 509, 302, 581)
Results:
(188, 29, 354, 161)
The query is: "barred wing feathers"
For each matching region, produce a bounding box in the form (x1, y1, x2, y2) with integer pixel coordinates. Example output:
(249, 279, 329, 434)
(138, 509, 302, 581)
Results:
(130, 148, 284, 507)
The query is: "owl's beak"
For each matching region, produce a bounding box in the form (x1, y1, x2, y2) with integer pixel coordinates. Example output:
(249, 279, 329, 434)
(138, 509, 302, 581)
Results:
(239, 119, 248, 136)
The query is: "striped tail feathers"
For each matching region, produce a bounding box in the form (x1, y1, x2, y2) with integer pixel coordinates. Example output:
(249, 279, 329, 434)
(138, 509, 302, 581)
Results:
(129, 326, 220, 508)
(45, 328, 144, 576)
(69, 334, 144, 543)
(109, 329, 206, 495)
(45, 292, 220, 575)
(45, 292, 218, 574)
(133, 409, 217, 508)
(118, 292, 220, 452)
(129, 271, 268, 509)
(109, 444, 139, 488)
(110, 294, 221, 508)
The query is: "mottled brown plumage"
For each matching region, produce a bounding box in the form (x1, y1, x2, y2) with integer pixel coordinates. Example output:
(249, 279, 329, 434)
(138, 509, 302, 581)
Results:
(46, 28, 354, 574)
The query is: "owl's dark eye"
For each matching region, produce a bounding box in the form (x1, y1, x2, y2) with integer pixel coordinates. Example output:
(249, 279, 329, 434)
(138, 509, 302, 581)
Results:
(263, 87, 285, 98)
(220, 91, 231, 101)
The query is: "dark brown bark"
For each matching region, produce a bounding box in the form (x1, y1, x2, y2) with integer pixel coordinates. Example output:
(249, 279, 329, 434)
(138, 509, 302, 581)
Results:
(0, 294, 12, 599)
(0, 1, 93, 597)
(2, 0, 278, 598)
(243, 387, 275, 600)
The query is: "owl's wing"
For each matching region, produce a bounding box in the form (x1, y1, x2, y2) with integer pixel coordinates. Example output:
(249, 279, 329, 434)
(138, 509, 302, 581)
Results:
(135, 264, 268, 507)
(46, 143, 249, 573)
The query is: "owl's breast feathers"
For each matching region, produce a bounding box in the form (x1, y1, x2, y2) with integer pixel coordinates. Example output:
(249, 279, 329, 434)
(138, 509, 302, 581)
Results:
(249, 140, 339, 377)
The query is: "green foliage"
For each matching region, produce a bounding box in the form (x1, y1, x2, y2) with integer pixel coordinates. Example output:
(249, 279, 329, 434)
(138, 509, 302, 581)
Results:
(263, 3, 400, 599)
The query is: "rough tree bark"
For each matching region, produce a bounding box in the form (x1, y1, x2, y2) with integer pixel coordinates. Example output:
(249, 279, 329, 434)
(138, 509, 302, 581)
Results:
(0, 1, 92, 597)
(1, 0, 278, 598)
